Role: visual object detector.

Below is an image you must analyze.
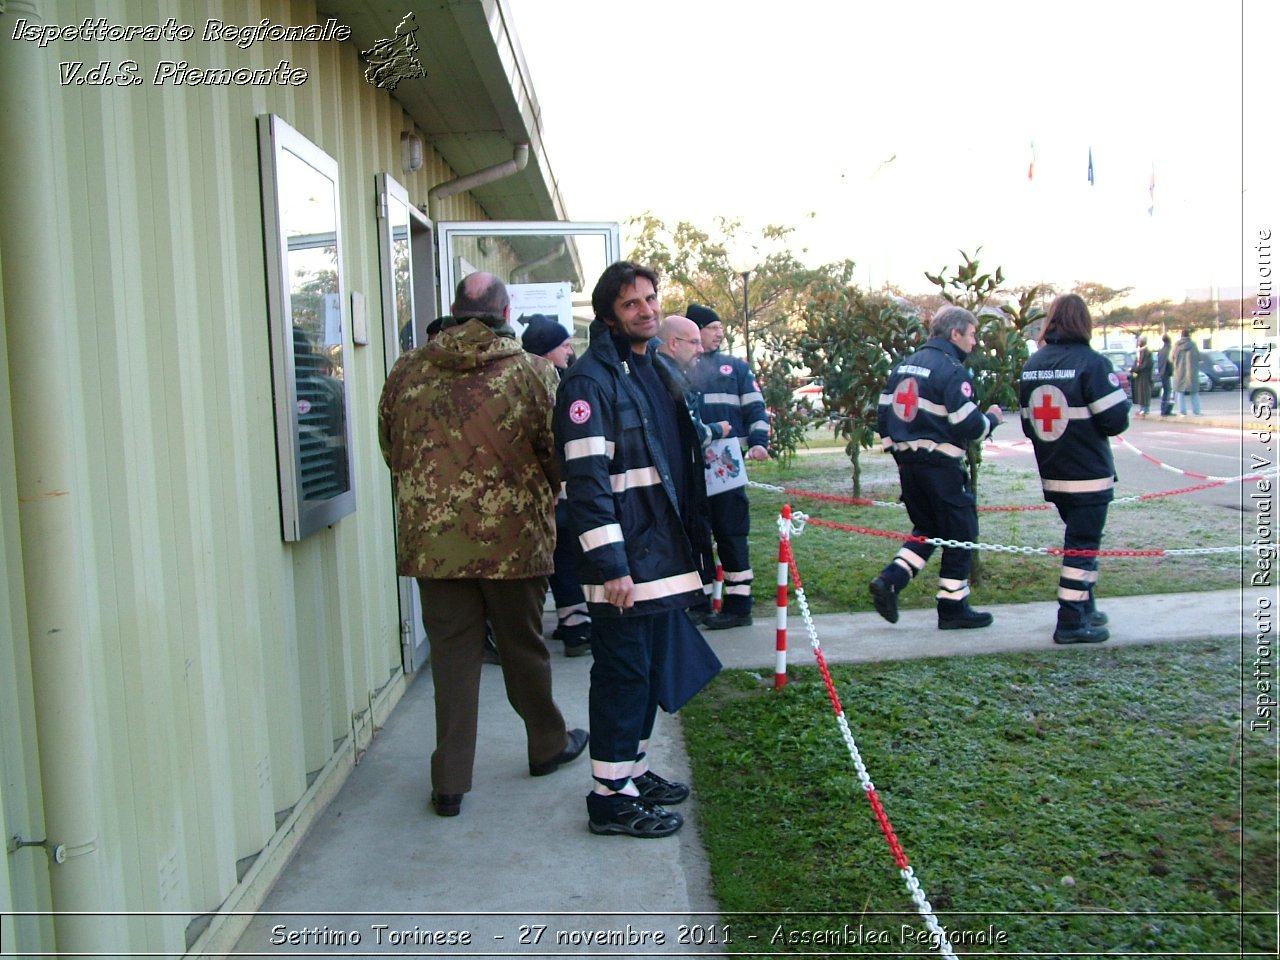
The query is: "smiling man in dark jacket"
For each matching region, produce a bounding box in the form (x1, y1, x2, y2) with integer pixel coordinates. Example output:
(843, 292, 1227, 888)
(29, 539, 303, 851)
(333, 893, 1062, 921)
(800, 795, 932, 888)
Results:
(554, 261, 714, 838)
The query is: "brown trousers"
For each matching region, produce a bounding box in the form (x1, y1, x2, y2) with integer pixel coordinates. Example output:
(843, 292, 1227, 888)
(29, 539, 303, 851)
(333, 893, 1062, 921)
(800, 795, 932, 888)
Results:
(417, 576, 567, 794)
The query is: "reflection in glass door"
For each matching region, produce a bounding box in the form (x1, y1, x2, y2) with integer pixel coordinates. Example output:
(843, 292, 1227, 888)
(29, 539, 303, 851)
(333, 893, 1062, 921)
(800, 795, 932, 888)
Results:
(376, 173, 435, 673)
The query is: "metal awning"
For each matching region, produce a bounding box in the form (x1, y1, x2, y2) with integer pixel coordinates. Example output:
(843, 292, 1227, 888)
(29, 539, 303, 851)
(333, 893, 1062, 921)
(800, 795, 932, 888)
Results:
(318, 0, 568, 221)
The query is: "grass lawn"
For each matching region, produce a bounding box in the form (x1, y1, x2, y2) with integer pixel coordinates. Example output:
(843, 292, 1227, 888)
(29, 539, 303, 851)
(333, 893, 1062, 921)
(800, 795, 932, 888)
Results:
(681, 642, 1276, 956)
(678, 440, 1272, 955)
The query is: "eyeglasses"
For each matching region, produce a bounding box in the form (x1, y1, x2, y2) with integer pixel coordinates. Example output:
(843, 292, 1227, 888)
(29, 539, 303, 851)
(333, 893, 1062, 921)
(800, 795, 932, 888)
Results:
(671, 337, 702, 345)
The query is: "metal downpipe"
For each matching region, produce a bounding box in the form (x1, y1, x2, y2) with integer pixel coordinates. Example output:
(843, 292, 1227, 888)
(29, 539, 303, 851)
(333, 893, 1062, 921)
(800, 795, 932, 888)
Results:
(426, 141, 530, 221)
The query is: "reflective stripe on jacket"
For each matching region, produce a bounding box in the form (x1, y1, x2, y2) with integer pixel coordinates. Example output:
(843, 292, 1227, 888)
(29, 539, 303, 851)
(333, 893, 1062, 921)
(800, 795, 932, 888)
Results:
(694, 352, 770, 451)
(876, 337, 996, 465)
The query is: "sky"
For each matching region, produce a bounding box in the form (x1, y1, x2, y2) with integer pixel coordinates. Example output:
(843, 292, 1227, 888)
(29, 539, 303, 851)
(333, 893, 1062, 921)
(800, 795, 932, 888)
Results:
(505, 0, 1274, 306)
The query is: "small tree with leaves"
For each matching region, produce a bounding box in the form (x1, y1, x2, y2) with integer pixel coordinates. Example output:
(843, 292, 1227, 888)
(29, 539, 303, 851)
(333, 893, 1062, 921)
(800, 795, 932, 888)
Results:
(752, 328, 811, 468)
(925, 250, 1044, 582)
(628, 214, 827, 367)
(798, 270, 924, 496)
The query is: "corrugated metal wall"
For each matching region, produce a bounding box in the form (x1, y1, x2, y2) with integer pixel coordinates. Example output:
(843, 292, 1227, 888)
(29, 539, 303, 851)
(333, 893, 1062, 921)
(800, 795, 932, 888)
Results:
(0, 1, 491, 955)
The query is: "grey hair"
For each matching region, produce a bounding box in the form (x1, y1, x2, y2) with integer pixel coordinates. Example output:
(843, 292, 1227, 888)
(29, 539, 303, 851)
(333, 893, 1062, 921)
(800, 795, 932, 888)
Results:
(930, 305, 977, 339)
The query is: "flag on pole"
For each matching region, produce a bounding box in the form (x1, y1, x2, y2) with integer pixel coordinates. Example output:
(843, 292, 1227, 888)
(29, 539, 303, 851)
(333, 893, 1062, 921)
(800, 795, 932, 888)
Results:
(1087, 147, 1094, 185)
(1028, 141, 1036, 181)
(1147, 163, 1155, 216)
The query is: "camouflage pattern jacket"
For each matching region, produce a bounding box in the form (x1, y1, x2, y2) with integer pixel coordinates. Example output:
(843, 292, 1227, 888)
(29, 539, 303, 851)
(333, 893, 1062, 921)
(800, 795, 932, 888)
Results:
(378, 317, 561, 579)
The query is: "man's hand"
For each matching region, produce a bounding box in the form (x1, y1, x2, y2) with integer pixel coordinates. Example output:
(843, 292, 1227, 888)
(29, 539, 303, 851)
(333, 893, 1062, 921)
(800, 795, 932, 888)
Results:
(603, 575, 635, 610)
(745, 445, 769, 461)
(985, 404, 1004, 425)
(716, 421, 732, 438)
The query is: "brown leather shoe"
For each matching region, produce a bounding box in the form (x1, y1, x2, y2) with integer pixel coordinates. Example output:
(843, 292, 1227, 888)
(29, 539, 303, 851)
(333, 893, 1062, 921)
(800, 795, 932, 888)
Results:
(529, 728, 588, 776)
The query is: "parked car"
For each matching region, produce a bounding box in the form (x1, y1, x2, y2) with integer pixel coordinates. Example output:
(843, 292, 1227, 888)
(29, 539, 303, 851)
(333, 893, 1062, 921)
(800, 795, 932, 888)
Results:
(1249, 344, 1277, 410)
(1099, 354, 1132, 399)
(1224, 347, 1254, 385)
(791, 378, 825, 414)
(1198, 350, 1241, 391)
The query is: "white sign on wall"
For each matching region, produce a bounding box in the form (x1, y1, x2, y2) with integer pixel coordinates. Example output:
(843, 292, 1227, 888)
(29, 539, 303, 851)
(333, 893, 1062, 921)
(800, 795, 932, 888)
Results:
(508, 282, 574, 341)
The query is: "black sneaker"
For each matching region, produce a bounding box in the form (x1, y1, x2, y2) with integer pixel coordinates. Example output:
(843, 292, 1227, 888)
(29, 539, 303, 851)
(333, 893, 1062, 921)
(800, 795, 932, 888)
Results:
(633, 770, 690, 805)
(869, 576, 899, 624)
(587, 794, 683, 838)
(1086, 610, 1109, 627)
(702, 611, 753, 630)
(1053, 623, 1110, 644)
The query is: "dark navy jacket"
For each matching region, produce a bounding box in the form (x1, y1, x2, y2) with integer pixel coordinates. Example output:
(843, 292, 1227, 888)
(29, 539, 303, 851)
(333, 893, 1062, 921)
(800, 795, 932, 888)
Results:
(1018, 336, 1131, 504)
(877, 337, 997, 465)
(694, 352, 770, 451)
(554, 321, 712, 616)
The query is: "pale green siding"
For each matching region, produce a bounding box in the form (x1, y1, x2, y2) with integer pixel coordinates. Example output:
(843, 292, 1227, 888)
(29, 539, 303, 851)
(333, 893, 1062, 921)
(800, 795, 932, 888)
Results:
(0, 1, 503, 955)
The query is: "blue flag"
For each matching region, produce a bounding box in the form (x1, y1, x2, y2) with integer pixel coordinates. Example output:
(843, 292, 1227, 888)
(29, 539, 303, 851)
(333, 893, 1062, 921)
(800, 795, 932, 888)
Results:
(1087, 147, 1095, 186)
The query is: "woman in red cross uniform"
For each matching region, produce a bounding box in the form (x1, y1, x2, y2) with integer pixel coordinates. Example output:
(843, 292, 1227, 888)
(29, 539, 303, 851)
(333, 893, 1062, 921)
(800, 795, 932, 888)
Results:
(1018, 294, 1131, 644)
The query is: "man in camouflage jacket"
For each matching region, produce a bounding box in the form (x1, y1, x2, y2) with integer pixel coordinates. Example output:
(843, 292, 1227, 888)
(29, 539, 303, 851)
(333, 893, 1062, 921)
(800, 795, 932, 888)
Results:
(378, 272, 586, 817)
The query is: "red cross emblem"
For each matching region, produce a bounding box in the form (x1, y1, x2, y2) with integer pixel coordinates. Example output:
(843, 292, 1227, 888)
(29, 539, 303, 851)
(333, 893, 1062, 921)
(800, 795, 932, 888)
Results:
(1028, 385, 1068, 441)
(893, 378, 920, 421)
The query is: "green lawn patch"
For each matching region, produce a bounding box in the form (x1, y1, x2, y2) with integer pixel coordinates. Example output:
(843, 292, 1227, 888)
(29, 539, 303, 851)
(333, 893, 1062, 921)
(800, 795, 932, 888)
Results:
(681, 640, 1276, 956)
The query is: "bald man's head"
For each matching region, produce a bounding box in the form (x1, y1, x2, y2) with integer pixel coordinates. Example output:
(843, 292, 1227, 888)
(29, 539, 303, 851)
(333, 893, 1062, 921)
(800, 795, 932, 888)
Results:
(658, 314, 703, 370)
(452, 272, 510, 322)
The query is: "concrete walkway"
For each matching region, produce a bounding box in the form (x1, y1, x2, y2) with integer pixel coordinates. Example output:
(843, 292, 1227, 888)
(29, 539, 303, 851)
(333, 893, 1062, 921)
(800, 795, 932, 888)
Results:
(228, 589, 1247, 958)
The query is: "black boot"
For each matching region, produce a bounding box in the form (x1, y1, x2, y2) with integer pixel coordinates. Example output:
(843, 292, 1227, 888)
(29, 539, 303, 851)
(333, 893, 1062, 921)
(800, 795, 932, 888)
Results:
(937, 598, 993, 630)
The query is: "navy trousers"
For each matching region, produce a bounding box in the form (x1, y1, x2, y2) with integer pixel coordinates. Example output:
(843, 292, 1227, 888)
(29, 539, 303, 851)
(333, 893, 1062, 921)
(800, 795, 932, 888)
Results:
(587, 609, 675, 791)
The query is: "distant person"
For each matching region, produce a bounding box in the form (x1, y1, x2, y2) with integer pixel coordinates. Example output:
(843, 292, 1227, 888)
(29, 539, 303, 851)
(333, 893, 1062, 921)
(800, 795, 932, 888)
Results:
(1170, 329, 1202, 416)
(868, 306, 1003, 630)
(688, 303, 770, 630)
(1156, 333, 1175, 417)
(379, 271, 586, 818)
(1018, 293, 1130, 644)
(522, 315, 592, 657)
(1129, 336, 1153, 417)
(555, 261, 714, 839)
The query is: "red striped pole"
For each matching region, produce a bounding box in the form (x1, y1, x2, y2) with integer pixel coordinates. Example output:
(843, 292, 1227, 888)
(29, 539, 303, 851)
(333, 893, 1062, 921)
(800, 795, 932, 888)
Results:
(712, 563, 724, 613)
(775, 505, 791, 690)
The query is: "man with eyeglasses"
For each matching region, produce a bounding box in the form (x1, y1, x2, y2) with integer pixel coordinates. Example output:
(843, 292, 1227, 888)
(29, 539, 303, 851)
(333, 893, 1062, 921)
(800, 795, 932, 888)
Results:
(656, 314, 730, 450)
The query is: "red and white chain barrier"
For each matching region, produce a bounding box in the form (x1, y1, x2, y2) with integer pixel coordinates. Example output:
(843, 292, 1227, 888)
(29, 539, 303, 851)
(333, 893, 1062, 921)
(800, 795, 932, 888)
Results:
(749, 435, 1267, 513)
(787, 513, 1244, 558)
(777, 506, 958, 959)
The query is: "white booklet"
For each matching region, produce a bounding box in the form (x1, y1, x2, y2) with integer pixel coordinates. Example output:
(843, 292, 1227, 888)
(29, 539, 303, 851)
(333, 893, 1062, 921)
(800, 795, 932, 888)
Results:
(704, 436, 748, 496)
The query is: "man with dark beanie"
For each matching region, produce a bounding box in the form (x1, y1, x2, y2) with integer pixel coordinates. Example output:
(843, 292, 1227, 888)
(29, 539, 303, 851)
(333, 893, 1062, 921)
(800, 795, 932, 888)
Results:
(521, 315, 592, 656)
(554, 261, 715, 838)
(687, 303, 770, 629)
(869, 305, 1004, 630)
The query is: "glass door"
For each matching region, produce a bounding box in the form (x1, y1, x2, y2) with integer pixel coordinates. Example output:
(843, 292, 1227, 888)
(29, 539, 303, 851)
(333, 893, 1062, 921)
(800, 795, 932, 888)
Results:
(436, 221, 620, 349)
(376, 173, 436, 673)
